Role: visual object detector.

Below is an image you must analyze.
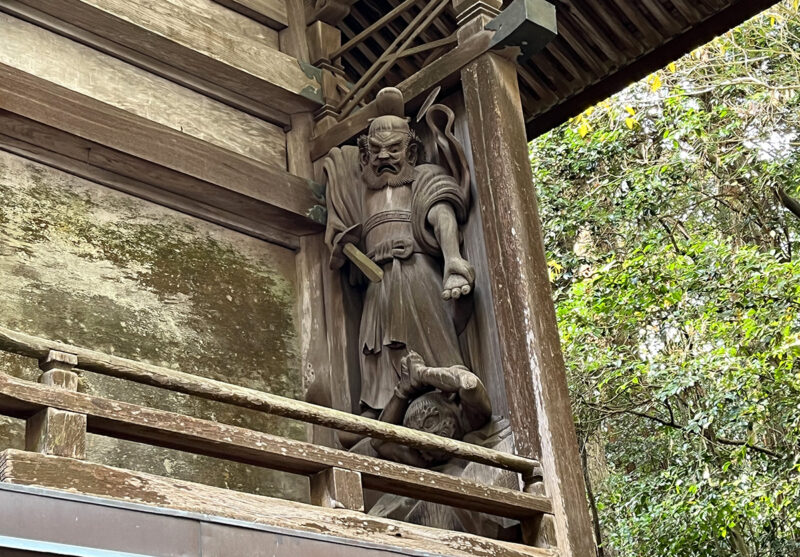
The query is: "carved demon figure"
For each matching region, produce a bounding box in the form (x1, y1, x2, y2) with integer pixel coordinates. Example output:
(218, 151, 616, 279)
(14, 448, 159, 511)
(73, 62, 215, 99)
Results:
(324, 87, 479, 419)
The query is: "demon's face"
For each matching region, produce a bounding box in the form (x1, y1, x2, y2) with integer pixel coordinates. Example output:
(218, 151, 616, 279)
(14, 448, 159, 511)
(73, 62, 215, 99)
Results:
(360, 126, 417, 189)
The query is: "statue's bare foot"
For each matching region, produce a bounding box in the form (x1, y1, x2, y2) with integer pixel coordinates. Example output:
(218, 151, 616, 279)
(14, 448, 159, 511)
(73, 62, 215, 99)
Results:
(442, 257, 475, 300)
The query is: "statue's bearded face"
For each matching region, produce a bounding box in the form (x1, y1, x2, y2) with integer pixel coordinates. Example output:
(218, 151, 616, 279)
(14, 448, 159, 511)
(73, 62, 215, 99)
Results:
(361, 130, 417, 189)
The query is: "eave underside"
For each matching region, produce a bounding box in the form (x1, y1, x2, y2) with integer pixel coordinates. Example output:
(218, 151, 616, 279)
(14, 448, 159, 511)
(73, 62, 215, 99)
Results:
(335, 0, 781, 140)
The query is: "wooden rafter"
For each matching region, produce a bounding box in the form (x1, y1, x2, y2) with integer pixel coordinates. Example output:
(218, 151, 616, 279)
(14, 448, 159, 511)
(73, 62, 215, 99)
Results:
(329, 0, 781, 142)
(335, 0, 450, 118)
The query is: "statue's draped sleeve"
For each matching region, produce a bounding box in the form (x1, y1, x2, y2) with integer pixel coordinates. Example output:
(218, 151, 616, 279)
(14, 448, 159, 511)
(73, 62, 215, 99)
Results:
(323, 146, 364, 269)
(411, 164, 470, 255)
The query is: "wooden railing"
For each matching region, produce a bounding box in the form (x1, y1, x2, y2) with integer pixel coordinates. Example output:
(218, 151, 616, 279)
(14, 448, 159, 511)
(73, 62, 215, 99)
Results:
(0, 325, 555, 555)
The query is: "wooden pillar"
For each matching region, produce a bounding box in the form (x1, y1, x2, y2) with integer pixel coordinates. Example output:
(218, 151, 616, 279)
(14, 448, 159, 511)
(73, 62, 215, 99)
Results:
(26, 350, 86, 459)
(456, 3, 596, 554)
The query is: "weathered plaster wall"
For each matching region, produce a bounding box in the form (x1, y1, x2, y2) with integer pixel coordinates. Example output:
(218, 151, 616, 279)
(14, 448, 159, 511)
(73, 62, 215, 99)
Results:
(0, 150, 308, 501)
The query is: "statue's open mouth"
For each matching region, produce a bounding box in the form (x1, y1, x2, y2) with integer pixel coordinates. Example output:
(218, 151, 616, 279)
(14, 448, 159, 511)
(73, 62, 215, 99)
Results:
(377, 163, 398, 175)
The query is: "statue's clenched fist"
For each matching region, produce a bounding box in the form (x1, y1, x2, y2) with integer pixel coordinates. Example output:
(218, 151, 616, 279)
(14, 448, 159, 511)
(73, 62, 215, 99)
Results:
(442, 257, 475, 300)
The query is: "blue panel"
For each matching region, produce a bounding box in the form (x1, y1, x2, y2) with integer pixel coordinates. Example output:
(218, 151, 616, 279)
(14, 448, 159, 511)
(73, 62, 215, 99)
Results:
(0, 535, 153, 557)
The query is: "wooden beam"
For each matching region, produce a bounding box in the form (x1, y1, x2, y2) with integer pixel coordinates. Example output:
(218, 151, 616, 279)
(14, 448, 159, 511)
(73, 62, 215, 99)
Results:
(0, 130, 302, 249)
(0, 66, 324, 234)
(0, 372, 552, 519)
(0, 0, 291, 125)
(461, 51, 596, 556)
(7, 0, 322, 117)
(0, 11, 287, 166)
(0, 327, 540, 475)
(212, 0, 288, 29)
(0, 450, 558, 557)
(280, 0, 311, 61)
(329, 0, 421, 60)
(310, 28, 495, 160)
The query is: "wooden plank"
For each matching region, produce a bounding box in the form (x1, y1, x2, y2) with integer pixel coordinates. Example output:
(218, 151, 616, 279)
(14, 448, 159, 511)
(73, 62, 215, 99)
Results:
(25, 408, 87, 459)
(461, 51, 596, 557)
(290, 118, 333, 444)
(310, 28, 495, 160)
(0, 327, 541, 475)
(11, 0, 322, 115)
(213, 0, 288, 29)
(0, 0, 291, 125)
(310, 467, 364, 511)
(0, 68, 324, 234)
(0, 130, 301, 249)
(0, 12, 287, 167)
(0, 450, 559, 557)
(0, 372, 552, 518)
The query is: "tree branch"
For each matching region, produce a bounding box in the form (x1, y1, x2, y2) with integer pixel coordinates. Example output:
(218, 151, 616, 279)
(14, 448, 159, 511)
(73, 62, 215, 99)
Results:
(582, 400, 782, 459)
(624, 408, 781, 459)
(776, 188, 800, 222)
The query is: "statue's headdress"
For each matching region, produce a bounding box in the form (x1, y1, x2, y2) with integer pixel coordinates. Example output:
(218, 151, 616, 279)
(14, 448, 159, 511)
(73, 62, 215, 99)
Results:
(368, 87, 410, 136)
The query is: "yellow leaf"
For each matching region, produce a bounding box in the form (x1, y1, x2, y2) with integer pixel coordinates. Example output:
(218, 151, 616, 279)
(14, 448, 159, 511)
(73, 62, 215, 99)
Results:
(649, 74, 662, 92)
(625, 106, 636, 116)
(625, 117, 638, 130)
(794, 0, 799, 11)
(548, 260, 564, 272)
(668, 62, 677, 73)
(770, 16, 776, 26)
(578, 122, 590, 138)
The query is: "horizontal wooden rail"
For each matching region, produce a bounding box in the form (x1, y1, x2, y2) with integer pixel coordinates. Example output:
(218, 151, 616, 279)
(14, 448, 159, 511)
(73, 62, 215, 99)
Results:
(0, 326, 539, 475)
(0, 372, 551, 518)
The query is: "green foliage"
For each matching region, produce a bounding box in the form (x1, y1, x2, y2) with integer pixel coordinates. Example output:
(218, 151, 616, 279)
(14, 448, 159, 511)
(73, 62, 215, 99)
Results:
(532, 2, 800, 555)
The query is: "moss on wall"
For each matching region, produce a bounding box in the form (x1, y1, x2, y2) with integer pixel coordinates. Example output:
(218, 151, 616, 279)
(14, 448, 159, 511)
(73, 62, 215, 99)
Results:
(0, 151, 307, 500)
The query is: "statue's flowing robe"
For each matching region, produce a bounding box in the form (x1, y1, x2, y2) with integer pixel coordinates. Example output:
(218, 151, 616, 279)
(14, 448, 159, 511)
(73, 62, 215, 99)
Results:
(324, 146, 470, 410)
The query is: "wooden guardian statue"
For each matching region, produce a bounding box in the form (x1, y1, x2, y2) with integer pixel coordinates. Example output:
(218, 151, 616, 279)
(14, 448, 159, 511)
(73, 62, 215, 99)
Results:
(324, 87, 478, 421)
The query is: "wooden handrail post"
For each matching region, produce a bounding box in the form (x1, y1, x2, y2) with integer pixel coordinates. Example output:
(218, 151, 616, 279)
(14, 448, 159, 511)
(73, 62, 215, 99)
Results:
(310, 467, 364, 511)
(38, 349, 80, 390)
(25, 350, 86, 459)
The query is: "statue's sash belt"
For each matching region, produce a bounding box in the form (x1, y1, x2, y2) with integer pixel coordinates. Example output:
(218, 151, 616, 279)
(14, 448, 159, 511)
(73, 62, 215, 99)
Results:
(363, 210, 412, 236)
